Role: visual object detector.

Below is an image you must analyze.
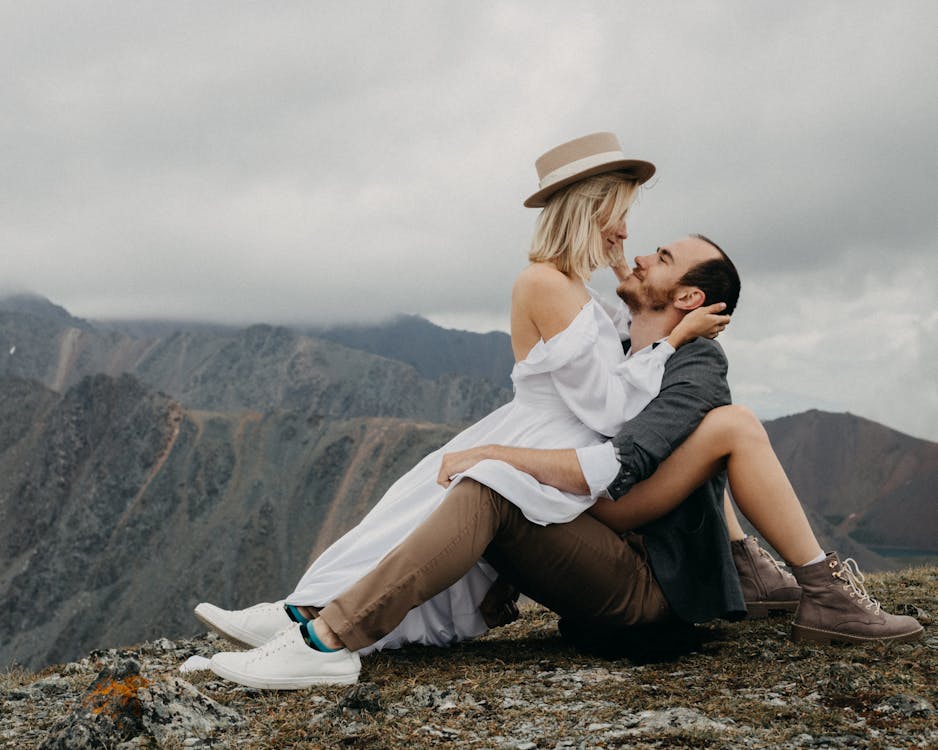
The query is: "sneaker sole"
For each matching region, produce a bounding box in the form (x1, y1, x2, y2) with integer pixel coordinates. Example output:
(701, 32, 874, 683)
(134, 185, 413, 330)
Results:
(745, 600, 800, 619)
(210, 659, 359, 689)
(194, 604, 267, 649)
(791, 623, 925, 645)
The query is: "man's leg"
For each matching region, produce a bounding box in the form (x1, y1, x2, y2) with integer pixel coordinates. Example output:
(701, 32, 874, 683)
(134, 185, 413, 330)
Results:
(313, 479, 518, 651)
(589, 405, 922, 644)
(210, 478, 667, 687)
(315, 479, 667, 651)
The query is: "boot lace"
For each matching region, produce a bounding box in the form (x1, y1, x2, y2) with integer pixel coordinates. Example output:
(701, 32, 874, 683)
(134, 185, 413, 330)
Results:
(757, 546, 789, 575)
(831, 557, 881, 614)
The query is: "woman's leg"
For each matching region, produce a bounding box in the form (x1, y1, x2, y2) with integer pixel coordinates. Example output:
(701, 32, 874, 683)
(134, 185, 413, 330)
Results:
(588, 405, 823, 566)
(723, 490, 747, 542)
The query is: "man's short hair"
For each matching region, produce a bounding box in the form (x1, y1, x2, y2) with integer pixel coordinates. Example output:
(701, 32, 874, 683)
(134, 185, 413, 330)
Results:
(678, 234, 741, 315)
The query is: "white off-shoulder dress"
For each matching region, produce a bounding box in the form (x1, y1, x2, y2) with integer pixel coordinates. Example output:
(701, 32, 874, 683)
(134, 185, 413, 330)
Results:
(286, 295, 673, 653)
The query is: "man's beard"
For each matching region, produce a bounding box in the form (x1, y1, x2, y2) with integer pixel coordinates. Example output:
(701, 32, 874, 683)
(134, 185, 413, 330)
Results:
(618, 280, 672, 313)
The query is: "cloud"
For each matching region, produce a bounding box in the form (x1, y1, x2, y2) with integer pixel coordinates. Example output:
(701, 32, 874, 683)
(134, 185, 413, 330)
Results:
(721, 248, 938, 441)
(0, 1, 935, 438)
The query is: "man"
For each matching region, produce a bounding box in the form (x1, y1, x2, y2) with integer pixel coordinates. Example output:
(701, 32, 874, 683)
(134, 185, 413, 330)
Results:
(201, 236, 922, 689)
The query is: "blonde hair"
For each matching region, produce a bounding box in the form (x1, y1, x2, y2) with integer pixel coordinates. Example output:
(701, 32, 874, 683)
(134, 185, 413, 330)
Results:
(528, 172, 639, 280)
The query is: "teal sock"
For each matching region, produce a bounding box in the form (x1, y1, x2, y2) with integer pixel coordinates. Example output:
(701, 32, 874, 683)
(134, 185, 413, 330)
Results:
(284, 604, 310, 625)
(300, 621, 340, 652)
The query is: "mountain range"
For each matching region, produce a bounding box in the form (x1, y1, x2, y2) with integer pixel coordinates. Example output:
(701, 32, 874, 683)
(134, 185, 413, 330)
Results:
(0, 293, 935, 670)
(0, 294, 511, 422)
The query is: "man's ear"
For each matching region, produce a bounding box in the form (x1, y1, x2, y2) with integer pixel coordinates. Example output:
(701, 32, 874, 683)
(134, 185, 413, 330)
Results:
(672, 286, 706, 311)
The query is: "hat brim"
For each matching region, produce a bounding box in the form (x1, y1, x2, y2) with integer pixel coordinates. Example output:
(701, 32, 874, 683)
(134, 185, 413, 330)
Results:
(523, 159, 656, 208)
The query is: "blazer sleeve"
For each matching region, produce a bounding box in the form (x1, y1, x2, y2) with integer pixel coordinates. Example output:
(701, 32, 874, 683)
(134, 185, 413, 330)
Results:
(606, 338, 732, 499)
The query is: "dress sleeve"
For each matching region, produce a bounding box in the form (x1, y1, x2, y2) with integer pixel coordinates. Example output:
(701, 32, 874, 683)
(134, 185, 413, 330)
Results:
(551, 340, 674, 437)
(512, 301, 674, 438)
(576, 442, 620, 499)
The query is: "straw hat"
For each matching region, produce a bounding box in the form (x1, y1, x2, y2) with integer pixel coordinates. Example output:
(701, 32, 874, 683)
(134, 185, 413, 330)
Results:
(524, 132, 655, 208)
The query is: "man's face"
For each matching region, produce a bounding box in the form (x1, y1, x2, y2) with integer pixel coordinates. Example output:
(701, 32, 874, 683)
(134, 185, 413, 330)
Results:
(617, 236, 720, 312)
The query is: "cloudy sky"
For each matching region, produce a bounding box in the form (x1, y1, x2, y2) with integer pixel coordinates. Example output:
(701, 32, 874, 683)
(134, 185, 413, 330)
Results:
(2, 2, 936, 441)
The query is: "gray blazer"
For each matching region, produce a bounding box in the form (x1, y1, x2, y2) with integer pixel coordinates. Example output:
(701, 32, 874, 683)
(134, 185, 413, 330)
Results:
(607, 337, 746, 623)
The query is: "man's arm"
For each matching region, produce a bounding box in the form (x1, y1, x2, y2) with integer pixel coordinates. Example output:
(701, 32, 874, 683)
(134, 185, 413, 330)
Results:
(604, 337, 730, 499)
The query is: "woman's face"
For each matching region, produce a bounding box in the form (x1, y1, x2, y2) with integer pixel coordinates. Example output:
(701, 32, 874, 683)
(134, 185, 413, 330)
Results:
(601, 215, 629, 258)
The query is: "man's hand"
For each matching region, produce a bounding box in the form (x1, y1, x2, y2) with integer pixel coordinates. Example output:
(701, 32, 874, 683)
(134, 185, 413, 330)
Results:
(437, 445, 494, 488)
(479, 576, 521, 628)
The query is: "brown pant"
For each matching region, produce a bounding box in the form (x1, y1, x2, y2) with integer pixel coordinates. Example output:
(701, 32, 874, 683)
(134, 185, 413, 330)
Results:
(318, 479, 670, 651)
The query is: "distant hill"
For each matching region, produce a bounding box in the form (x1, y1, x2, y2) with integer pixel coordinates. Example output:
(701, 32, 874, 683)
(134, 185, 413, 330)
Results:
(763, 410, 938, 553)
(0, 292, 94, 332)
(0, 295, 512, 423)
(310, 314, 514, 389)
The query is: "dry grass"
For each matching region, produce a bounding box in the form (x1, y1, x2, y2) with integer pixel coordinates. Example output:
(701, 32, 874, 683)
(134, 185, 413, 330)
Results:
(183, 566, 938, 749)
(4, 567, 936, 749)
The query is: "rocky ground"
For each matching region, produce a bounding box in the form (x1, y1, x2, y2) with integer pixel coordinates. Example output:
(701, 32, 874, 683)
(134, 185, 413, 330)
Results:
(2, 567, 936, 749)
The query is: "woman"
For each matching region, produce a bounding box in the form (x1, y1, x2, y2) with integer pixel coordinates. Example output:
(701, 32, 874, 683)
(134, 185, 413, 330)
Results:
(196, 133, 728, 652)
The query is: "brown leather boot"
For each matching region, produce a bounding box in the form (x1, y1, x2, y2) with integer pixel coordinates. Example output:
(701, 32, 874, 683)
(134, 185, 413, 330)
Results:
(731, 536, 801, 618)
(790, 553, 924, 644)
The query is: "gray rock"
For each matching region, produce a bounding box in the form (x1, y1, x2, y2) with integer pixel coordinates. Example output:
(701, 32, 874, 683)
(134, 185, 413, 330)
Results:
(615, 706, 731, 735)
(337, 681, 383, 714)
(33, 675, 69, 695)
(4, 688, 35, 700)
(875, 694, 935, 717)
(38, 659, 240, 749)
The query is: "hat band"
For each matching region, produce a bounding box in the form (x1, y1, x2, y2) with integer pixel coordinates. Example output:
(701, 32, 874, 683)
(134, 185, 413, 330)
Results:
(538, 150, 626, 189)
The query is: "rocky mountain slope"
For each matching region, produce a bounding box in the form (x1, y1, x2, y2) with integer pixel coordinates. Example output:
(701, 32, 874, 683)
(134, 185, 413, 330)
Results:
(0, 374, 462, 671)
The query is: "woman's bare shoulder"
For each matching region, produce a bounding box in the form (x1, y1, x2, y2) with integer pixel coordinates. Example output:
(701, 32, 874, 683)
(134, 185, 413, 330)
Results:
(513, 262, 573, 297)
(512, 263, 588, 340)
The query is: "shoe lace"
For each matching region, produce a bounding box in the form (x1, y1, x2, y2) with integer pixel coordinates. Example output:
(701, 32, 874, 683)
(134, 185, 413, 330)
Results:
(253, 626, 296, 658)
(832, 557, 881, 614)
(757, 546, 788, 575)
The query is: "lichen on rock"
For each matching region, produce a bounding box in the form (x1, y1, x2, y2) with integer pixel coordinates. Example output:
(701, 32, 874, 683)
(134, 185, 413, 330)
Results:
(38, 658, 240, 749)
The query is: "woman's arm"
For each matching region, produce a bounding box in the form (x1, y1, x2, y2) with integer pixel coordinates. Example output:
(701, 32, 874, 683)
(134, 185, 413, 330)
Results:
(436, 444, 589, 494)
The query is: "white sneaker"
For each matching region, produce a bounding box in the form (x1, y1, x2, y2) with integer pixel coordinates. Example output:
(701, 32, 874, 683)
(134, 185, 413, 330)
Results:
(210, 626, 361, 689)
(194, 600, 293, 648)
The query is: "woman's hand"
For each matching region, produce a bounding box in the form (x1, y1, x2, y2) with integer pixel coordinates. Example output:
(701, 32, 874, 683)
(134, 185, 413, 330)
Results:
(437, 446, 494, 488)
(608, 256, 632, 284)
(667, 303, 730, 349)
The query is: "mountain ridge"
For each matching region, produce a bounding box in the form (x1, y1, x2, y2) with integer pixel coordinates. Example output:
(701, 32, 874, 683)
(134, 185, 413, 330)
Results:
(1, 295, 513, 423)
(1, 294, 935, 672)
(763, 409, 938, 551)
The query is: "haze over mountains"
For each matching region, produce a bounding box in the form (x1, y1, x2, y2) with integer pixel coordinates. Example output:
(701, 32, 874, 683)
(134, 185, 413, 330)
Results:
(0, 295, 511, 423)
(1, 293, 935, 670)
